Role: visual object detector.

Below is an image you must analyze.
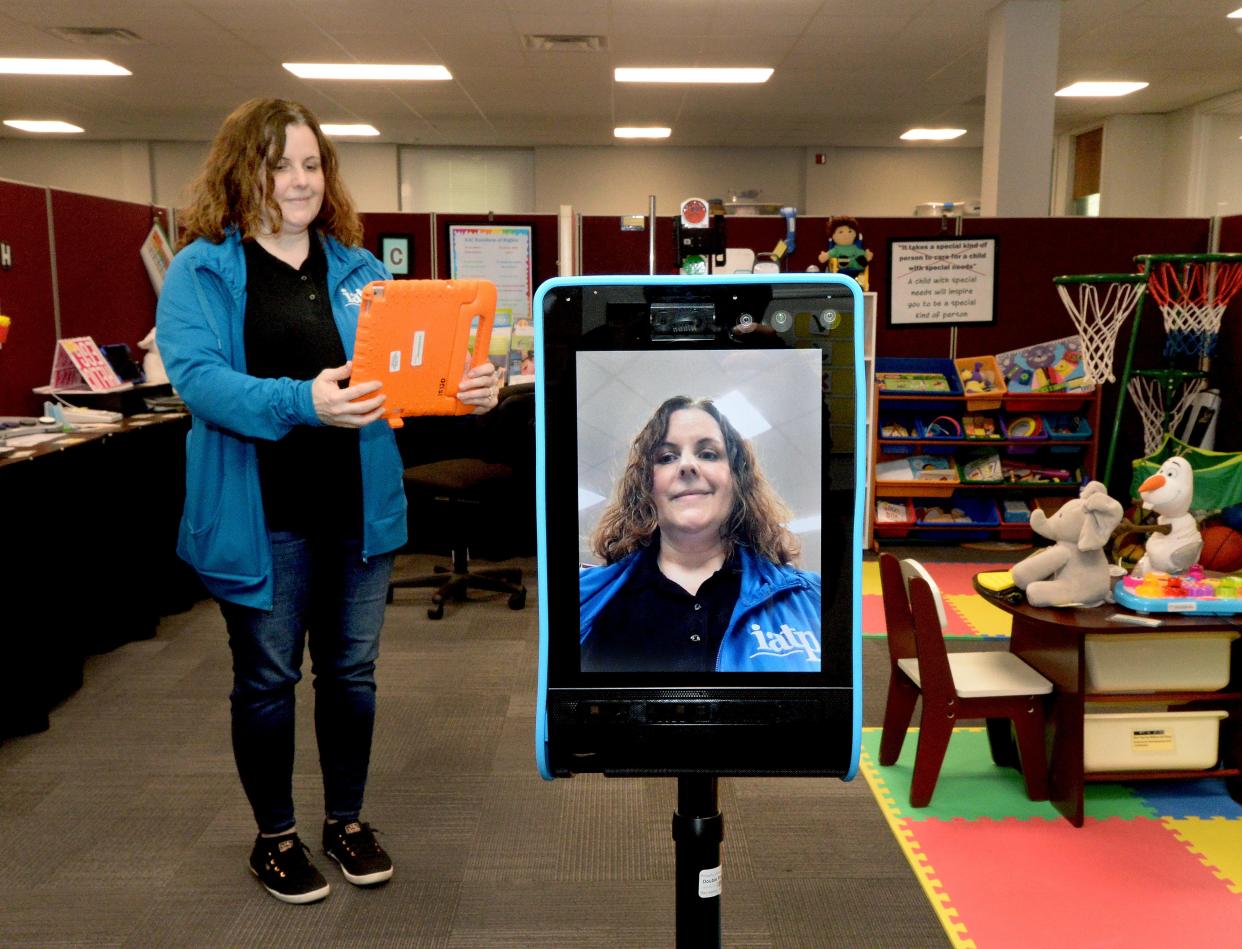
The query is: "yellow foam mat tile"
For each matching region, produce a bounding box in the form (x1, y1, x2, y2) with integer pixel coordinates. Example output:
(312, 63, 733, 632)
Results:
(862, 560, 882, 597)
(944, 593, 1012, 639)
(859, 728, 977, 948)
(1163, 817, 1242, 894)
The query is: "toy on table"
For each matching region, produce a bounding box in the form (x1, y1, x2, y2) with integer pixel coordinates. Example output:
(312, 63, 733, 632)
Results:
(1199, 522, 1242, 572)
(1115, 566, 1242, 614)
(817, 216, 873, 290)
(1011, 480, 1124, 608)
(1131, 456, 1202, 578)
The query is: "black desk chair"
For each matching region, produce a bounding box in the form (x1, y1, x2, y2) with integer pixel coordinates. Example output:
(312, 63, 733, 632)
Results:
(387, 384, 533, 619)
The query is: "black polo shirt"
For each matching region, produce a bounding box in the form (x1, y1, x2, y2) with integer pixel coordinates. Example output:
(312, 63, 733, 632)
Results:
(242, 237, 362, 537)
(582, 544, 743, 673)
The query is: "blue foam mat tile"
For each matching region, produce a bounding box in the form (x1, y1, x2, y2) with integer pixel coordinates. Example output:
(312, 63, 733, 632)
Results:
(1126, 779, 1242, 820)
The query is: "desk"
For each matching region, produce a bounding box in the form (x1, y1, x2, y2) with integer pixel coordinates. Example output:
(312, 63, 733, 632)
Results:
(973, 577, 1242, 826)
(0, 413, 200, 738)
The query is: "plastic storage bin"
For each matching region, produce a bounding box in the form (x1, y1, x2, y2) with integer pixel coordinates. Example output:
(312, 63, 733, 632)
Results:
(1083, 710, 1226, 772)
(874, 499, 916, 538)
(914, 493, 999, 540)
(1084, 631, 1239, 693)
(875, 357, 963, 396)
(955, 355, 1007, 409)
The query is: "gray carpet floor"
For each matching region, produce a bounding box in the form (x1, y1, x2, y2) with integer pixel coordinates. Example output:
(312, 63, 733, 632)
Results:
(0, 552, 956, 948)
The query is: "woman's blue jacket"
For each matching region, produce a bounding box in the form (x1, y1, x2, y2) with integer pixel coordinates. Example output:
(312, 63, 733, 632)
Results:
(156, 230, 406, 609)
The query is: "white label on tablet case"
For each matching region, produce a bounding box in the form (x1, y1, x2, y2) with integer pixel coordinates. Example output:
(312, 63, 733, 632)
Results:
(698, 866, 721, 898)
(388, 350, 401, 373)
(411, 331, 425, 367)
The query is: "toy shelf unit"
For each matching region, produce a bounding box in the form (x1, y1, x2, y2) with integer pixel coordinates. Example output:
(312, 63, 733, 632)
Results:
(870, 356, 1101, 546)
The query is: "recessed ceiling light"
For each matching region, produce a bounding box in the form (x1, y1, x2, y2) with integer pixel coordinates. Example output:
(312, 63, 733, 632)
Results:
(615, 67, 772, 84)
(1055, 81, 1148, 97)
(900, 128, 967, 141)
(614, 126, 671, 139)
(0, 57, 129, 76)
(4, 119, 85, 133)
(711, 390, 771, 438)
(321, 123, 380, 137)
(283, 63, 452, 80)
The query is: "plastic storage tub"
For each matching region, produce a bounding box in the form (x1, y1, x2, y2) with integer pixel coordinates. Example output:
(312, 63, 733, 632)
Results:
(874, 499, 916, 538)
(955, 355, 1007, 409)
(1083, 710, 1226, 772)
(1084, 631, 1238, 693)
(875, 357, 963, 396)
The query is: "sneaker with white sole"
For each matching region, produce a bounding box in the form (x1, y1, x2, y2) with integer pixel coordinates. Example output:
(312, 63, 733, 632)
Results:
(322, 820, 394, 886)
(248, 832, 331, 904)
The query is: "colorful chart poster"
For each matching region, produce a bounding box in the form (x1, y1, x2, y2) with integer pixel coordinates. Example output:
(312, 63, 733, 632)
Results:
(449, 224, 534, 379)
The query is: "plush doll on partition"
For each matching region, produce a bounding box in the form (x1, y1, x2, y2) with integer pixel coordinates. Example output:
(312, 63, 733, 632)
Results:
(1131, 456, 1202, 577)
(1011, 481, 1125, 607)
(817, 216, 873, 290)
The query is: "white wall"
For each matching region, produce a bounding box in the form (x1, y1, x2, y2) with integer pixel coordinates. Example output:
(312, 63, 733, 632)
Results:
(533, 146, 805, 216)
(1202, 113, 1242, 219)
(1098, 115, 1169, 217)
(0, 140, 153, 204)
(151, 141, 208, 209)
(804, 147, 983, 217)
(401, 147, 535, 213)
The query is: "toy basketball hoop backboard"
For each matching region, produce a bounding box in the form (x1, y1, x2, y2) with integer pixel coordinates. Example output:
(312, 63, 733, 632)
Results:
(350, 279, 496, 428)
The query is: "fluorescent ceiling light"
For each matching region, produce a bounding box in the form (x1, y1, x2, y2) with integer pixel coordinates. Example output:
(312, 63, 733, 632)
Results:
(1228, 7, 1242, 17)
(711, 390, 771, 439)
(321, 123, 380, 137)
(615, 67, 772, 84)
(4, 119, 84, 133)
(1055, 81, 1148, 97)
(0, 57, 129, 76)
(283, 63, 451, 80)
(900, 128, 967, 141)
(614, 126, 671, 139)
(578, 487, 606, 511)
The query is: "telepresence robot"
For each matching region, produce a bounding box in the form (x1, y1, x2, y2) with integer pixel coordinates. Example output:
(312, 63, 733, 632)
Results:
(533, 274, 864, 946)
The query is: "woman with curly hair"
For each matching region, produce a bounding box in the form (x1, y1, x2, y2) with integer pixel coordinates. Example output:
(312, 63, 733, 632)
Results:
(157, 98, 498, 904)
(579, 396, 821, 673)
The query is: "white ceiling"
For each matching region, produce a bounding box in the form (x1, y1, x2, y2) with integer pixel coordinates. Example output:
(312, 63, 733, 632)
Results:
(1, 0, 1241, 148)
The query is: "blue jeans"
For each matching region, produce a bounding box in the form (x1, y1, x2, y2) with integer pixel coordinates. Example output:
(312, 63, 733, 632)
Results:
(218, 532, 394, 834)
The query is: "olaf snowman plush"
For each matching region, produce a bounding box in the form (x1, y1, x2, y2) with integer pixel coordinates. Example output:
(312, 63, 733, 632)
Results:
(1132, 456, 1202, 577)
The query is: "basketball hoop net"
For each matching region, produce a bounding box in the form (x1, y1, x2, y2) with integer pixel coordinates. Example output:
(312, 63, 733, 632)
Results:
(1142, 255, 1242, 358)
(1054, 274, 1145, 385)
(1127, 373, 1207, 456)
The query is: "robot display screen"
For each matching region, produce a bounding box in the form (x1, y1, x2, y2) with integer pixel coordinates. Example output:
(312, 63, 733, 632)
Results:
(535, 276, 862, 778)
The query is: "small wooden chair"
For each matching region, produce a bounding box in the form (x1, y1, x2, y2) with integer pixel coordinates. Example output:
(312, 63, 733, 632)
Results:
(877, 553, 1052, 807)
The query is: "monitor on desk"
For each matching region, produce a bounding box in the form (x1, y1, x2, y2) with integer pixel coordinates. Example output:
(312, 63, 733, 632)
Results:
(535, 274, 863, 779)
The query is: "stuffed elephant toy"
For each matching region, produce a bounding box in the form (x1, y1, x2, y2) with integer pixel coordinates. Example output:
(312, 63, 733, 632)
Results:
(1011, 481, 1124, 608)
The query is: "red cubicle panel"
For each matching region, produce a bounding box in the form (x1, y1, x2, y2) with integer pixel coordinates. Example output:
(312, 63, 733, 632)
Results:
(51, 189, 162, 354)
(360, 212, 434, 279)
(0, 180, 58, 415)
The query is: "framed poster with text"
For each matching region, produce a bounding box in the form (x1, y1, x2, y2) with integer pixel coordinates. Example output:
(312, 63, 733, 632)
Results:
(887, 236, 998, 327)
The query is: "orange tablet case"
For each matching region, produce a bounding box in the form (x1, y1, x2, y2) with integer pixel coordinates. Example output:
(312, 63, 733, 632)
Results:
(351, 279, 496, 428)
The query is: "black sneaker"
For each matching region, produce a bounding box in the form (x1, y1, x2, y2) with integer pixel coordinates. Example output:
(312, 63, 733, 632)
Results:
(322, 820, 394, 886)
(248, 832, 330, 904)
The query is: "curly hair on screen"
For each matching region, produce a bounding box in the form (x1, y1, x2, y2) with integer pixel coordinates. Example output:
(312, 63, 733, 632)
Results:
(591, 396, 800, 566)
(176, 98, 362, 248)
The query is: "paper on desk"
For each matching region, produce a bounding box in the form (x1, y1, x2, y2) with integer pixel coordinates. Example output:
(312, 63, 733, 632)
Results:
(5, 433, 64, 448)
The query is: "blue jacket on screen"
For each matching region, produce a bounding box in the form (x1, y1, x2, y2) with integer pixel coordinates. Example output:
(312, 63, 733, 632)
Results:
(156, 229, 406, 610)
(579, 545, 822, 672)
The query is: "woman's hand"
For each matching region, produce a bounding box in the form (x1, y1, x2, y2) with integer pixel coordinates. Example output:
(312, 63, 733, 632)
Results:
(457, 361, 500, 414)
(312, 361, 387, 428)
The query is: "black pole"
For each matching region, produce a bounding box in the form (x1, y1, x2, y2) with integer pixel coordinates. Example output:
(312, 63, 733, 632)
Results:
(673, 775, 722, 949)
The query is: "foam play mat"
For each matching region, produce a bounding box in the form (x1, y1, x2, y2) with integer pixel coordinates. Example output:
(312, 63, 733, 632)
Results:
(861, 560, 1013, 639)
(861, 727, 1242, 948)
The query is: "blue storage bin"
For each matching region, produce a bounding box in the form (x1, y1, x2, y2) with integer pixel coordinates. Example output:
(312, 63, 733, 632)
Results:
(914, 493, 1000, 540)
(875, 357, 963, 396)
(1045, 413, 1092, 440)
(916, 414, 964, 440)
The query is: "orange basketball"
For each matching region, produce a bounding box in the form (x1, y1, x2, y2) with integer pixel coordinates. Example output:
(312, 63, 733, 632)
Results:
(1198, 525, 1242, 572)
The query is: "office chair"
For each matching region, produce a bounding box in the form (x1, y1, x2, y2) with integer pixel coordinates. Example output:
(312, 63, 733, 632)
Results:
(387, 384, 532, 619)
(877, 553, 1052, 807)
